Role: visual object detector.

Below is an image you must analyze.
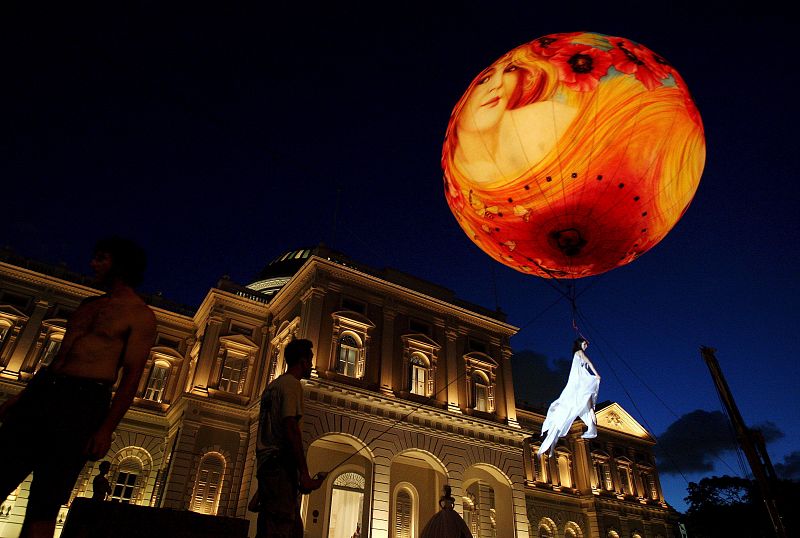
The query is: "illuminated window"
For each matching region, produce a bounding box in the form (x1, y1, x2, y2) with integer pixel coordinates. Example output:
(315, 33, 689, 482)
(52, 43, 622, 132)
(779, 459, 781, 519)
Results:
(410, 353, 428, 396)
(191, 453, 225, 515)
(110, 458, 142, 504)
(395, 489, 413, 538)
(337, 334, 360, 377)
(462, 493, 477, 537)
(603, 463, 613, 491)
(646, 472, 658, 500)
(472, 371, 489, 411)
(39, 333, 63, 368)
(0, 323, 10, 349)
(618, 464, 632, 495)
(219, 351, 248, 394)
(144, 362, 170, 402)
(329, 472, 365, 538)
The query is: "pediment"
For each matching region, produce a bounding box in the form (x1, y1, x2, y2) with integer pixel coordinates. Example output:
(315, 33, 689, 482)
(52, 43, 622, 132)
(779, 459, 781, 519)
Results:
(331, 310, 375, 329)
(150, 346, 185, 363)
(401, 333, 441, 350)
(0, 304, 28, 319)
(219, 333, 259, 349)
(596, 402, 652, 440)
(41, 318, 68, 330)
(464, 351, 498, 368)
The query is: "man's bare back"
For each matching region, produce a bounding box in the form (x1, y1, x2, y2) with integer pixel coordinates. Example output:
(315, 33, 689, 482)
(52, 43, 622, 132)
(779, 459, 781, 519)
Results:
(50, 288, 156, 383)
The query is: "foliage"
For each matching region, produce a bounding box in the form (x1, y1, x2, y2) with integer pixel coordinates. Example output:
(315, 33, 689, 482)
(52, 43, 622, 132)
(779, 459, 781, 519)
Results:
(681, 475, 798, 538)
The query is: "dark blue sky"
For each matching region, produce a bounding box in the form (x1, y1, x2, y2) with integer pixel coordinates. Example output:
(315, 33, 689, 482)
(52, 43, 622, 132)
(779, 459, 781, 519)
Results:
(3, 0, 797, 511)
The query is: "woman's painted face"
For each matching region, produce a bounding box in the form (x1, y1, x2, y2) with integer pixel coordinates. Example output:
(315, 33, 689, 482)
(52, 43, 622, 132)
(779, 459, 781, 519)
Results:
(581, 340, 589, 351)
(459, 60, 521, 133)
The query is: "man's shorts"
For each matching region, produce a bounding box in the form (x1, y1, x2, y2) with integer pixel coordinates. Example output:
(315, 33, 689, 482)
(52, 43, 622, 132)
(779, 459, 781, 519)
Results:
(0, 371, 111, 520)
(256, 455, 303, 538)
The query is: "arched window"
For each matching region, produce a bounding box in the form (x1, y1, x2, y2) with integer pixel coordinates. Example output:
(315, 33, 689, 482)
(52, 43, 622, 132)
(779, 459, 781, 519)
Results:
(336, 334, 360, 378)
(144, 361, 170, 402)
(462, 493, 477, 537)
(110, 457, 143, 504)
(538, 517, 557, 538)
(565, 521, 583, 538)
(557, 453, 572, 488)
(329, 472, 365, 538)
(191, 453, 225, 515)
(395, 488, 413, 538)
(409, 353, 428, 396)
(472, 371, 489, 412)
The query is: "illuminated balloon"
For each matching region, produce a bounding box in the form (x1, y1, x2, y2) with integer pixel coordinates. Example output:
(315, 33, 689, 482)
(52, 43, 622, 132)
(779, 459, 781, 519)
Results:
(442, 32, 705, 278)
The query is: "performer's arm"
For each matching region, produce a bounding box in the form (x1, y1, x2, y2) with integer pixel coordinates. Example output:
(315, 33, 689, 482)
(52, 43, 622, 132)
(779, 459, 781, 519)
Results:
(579, 350, 601, 379)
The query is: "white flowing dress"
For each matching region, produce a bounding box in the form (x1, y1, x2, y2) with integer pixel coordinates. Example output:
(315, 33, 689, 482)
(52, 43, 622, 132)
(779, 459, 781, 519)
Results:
(537, 350, 600, 457)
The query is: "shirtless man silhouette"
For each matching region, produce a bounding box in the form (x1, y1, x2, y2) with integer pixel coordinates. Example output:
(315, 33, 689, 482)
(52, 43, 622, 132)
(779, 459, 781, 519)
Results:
(0, 237, 156, 538)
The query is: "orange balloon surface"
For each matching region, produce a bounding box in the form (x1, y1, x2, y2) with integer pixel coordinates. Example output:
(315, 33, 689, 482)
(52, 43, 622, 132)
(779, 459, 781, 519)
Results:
(442, 32, 705, 278)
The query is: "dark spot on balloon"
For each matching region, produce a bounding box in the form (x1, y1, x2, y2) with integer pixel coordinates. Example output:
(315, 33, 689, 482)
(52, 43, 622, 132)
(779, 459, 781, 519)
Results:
(507, 198, 513, 203)
(641, 228, 647, 233)
(597, 175, 603, 181)
(642, 211, 648, 217)
(634, 196, 640, 201)
(618, 183, 625, 188)
(524, 185, 530, 190)
(568, 53, 594, 74)
(546, 176, 552, 182)
(494, 227, 500, 232)
(571, 172, 578, 178)
(550, 228, 587, 257)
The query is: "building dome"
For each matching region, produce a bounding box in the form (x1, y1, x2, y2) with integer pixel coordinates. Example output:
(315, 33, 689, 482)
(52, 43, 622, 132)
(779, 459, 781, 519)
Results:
(247, 244, 354, 298)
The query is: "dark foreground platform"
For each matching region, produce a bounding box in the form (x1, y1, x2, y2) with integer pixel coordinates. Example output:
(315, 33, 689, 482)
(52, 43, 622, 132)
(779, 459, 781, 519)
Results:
(61, 498, 250, 538)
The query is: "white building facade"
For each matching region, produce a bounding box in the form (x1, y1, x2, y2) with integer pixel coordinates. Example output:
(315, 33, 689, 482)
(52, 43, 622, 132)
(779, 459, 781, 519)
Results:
(0, 246, 677, 537)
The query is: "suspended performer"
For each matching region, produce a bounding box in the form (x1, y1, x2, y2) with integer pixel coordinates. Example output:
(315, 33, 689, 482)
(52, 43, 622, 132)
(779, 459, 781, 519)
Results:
(538, 337, 601, 457)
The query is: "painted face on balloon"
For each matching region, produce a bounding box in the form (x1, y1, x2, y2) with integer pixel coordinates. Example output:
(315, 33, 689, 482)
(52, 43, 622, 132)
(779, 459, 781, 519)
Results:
(459, 60, 521, 134)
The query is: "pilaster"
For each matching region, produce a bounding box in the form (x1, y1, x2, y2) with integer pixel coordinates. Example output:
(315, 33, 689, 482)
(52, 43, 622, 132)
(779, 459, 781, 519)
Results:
(1, 299, 48, 378)
(191, 316, 224, 395)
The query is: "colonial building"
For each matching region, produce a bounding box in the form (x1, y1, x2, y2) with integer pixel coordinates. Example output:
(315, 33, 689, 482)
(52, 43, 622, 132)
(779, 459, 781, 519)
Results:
(0, 245, 678, 538)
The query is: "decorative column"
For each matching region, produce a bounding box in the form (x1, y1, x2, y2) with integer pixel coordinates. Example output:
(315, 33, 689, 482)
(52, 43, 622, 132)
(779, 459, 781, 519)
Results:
(573, 438, 594, 494)
(369, 452, 392, 538)
(522, 438, 535, 485)
(379, 304, 396, 396)
(299, 287, 326, 376)
(501, 343, 520, 428)
(444, 327, 461, 413)
(2, 299, 49, 379)
(161, 421, 201, 510)
(191, 315, 223, 395)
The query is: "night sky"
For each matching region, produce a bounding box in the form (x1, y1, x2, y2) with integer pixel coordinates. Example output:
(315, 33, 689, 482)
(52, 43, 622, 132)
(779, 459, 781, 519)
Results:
(3, 1, 798, 512)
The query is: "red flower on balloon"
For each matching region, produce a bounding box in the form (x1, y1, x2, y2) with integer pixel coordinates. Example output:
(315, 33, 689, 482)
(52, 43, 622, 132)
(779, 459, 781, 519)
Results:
(530, 32, 581, 57)
(550, 44, 612, 92)
(608, 37, 670, 90)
